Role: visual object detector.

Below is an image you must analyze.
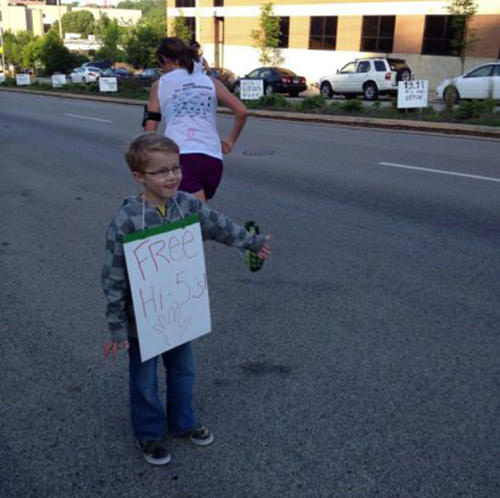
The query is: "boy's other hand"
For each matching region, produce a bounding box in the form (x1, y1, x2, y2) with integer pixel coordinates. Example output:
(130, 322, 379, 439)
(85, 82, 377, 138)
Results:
(221, 138, 234, 154)
(258, 235, 271, 259)
(104, 340, 130, 361)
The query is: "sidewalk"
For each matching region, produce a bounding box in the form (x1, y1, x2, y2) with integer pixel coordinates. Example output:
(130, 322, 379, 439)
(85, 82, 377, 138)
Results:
(2, 86, 499, 139)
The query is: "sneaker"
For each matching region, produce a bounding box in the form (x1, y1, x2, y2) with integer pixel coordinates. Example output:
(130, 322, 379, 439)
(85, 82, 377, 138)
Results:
(136, 439, 172, 465)
(244, 221, 265, 272)
(188, 425, 214, 446)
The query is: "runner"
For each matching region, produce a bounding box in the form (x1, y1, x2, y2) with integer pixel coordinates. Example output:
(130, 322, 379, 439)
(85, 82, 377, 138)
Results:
(143, 37, 247, 203)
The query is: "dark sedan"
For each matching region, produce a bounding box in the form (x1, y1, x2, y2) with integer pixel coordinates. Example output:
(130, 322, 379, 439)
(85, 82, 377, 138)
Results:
(101, 68, 134, 80)
(233, 67, 307, 97)
(209, 67, 239, 91)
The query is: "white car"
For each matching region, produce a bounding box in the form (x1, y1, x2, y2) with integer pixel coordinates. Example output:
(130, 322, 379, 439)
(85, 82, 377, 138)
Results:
(319, 57, 412, 101)
(67, 65, 102, 83)
(436, 63, 500, 103)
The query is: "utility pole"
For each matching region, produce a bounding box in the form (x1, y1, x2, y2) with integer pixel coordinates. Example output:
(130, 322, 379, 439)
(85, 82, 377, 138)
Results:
(57, 0, 63, 39)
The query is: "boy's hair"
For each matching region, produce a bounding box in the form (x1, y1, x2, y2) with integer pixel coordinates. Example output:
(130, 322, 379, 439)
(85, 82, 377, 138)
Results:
(125, 133, 179, 172)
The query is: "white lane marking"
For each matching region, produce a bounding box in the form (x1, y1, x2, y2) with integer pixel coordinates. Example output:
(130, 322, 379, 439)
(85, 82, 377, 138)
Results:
(65, 113, 112, 123)
(378, 162, 500, 184)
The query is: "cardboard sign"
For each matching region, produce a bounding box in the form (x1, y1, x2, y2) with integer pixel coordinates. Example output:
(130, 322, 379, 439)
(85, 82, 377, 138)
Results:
(16, 74, 31, 86)
(123, 215, 211, 362)
(240, 79, 264, 100)
(397, 80, 428, 109)
(52, 74, 66, 87)
(99, 77, 117, 92)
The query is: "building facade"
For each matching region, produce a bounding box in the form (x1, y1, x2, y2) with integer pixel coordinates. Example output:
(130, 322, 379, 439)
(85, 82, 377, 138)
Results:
(166, 0, 500, 90)
(0, 0, 141, 37)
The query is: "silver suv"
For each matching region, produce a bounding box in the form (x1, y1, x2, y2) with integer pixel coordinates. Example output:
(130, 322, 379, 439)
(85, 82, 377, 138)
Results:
(319, 57, 412, 101)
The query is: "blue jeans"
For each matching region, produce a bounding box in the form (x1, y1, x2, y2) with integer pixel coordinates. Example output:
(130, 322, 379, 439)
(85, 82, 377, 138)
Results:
(128, 338, 196, 441)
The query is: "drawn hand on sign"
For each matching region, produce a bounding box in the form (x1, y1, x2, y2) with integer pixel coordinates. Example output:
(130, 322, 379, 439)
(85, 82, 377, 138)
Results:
(103, 340, 130, 360)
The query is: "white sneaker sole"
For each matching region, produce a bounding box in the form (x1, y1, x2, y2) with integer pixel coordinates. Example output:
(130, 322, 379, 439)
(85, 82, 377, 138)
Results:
(136, 441, 172, 465)
(190, 432, 215, 446)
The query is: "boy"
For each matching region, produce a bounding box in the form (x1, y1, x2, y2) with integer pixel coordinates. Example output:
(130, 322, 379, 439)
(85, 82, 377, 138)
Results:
(101, 132, 271, 466)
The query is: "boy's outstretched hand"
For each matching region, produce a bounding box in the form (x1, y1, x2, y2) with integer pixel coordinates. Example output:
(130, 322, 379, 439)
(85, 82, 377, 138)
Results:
(104, 340, 130, 360)
(258, 235, 271, 259)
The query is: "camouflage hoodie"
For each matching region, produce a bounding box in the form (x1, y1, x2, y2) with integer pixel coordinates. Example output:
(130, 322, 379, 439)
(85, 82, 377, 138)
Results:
(102, 191, 267, 342)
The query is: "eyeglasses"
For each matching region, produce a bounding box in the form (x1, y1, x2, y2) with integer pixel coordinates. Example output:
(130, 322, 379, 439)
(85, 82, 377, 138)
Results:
(142, 166, 182, 179)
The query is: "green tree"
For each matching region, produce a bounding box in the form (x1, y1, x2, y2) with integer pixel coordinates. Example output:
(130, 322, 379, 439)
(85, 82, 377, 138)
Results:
(250, 2, 283, 66)
(447, 0, 479, 73)
(95, 17, 126, 62)
(125, 18, 164, 68)
(61, 10, 95, 38)
(2, 31, 23, 70)
(39, 31, 73, 74)
(117, 0, 165, 21)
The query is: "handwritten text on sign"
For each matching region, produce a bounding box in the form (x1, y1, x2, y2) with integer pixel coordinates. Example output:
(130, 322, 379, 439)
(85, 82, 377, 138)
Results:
(397, 80, 429, 109)
(99, 77, 118, 92)
(123, 215, 211, 362)
(240, 79, 264, 100)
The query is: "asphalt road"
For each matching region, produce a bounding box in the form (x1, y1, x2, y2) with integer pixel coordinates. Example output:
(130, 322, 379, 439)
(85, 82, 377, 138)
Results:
(1, 92, 500, 498)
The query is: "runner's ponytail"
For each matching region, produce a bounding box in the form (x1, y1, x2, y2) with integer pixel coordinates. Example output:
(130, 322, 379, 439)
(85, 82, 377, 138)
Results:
(156, 37, 194, 74)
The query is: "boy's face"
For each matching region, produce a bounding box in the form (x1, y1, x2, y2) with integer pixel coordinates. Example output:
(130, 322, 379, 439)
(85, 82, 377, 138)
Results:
(133, 150, 182, 205)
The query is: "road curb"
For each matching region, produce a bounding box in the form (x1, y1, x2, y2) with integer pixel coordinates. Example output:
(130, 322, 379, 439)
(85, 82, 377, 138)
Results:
(2, 86, 499, 139)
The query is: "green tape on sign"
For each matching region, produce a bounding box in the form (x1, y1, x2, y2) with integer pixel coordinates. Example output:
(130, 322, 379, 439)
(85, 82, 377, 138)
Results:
(123, 214, 200, 244)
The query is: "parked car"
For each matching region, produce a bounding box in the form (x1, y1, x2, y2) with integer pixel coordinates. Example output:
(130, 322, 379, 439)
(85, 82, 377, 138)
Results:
(67, 65, 103, 83)
(136, 68, 162, 82)
(436, 62, 500, 104)
(319, 57, 412, 101)
(233, 67, 307, 97)
(101, 68, 134, 80)
(209, 67, 239, 91)
(82, 59, 112, 70)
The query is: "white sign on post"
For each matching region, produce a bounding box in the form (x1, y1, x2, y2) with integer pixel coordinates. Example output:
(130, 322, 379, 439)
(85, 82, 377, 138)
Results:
(397, 80, 428, 109)
(52, 74, 66, 87)
(16, 74, 31, 86)
(123, 215, 211, 362)
(240, 79, 264, 100)
(99, 77, 117, 92)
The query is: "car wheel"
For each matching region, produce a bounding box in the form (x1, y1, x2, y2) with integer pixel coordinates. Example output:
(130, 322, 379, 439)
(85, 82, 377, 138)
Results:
(265, 84, 274, 95)
(397, 69, 411, 82)
(363, 82, 379, 101)
(444, 86, 459, 105)
(233, 83, 240, 94)
(320, 82, 333, 99)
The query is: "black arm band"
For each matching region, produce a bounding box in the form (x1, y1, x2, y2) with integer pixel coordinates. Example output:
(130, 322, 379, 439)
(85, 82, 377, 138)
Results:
(142, 105, 162, 127)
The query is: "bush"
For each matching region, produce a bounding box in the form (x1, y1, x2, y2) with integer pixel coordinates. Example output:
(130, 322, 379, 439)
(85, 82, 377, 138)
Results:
(341, 98, 363, 113)
(299, 95, 326, 110)
(256, 93, 290, 108)
(453, 99, 495, 120)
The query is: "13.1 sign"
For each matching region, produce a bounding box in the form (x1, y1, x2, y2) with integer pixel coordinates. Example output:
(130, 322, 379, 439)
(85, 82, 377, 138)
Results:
(397, 80, 429, 109)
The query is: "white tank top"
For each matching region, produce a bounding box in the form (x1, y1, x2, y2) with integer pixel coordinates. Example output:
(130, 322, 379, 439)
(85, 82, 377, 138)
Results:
(157, 68, 222, 160)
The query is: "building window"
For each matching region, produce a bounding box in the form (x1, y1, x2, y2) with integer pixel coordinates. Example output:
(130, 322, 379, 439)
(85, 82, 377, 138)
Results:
(360, 16, 395, 52)
(184, 17, 196, 42)
(175, 0, 195, 7)
(278, 17, 290, 49)
(422, 15, 462, 56)
(309, 16, 337, 50)
(214, 0, 224, 6)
